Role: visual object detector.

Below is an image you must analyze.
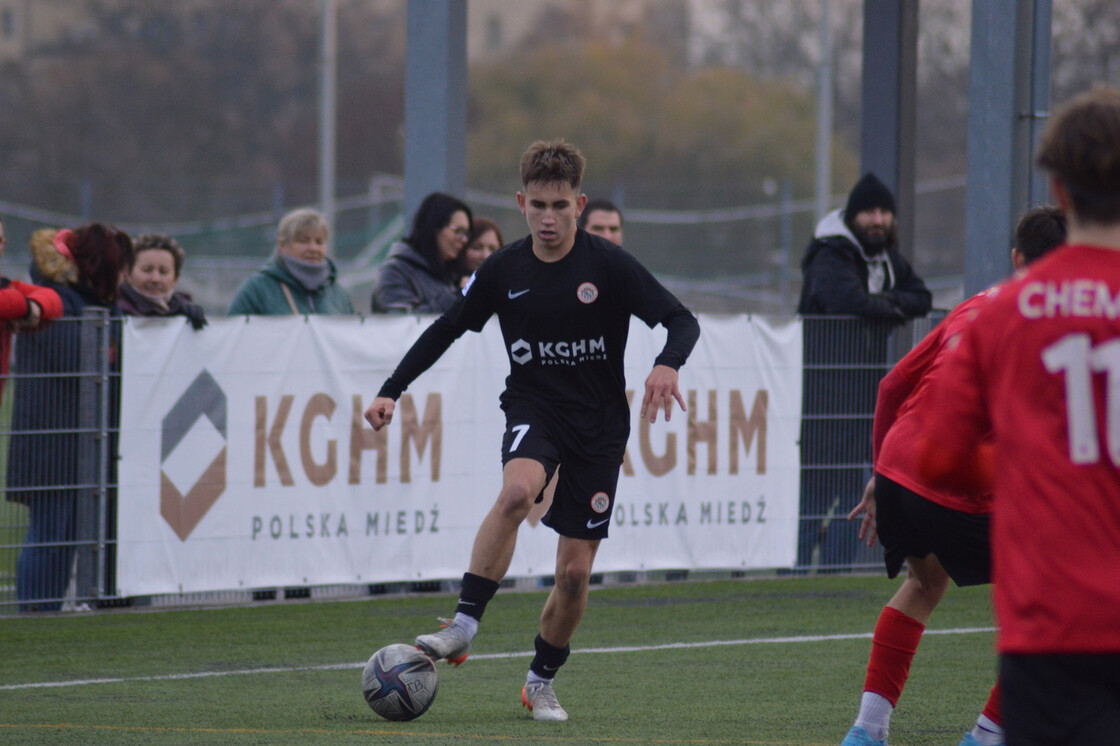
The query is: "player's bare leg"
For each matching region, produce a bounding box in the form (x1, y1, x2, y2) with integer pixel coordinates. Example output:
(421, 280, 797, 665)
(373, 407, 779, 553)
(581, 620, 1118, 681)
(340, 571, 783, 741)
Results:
(845, 554, 951, 745)
(888, 554, 950, 622)
(416, 459, 545, 665)
(540, 536, 600, 646)
(468, 458, 548, 581)
(522, 536, 600, 722)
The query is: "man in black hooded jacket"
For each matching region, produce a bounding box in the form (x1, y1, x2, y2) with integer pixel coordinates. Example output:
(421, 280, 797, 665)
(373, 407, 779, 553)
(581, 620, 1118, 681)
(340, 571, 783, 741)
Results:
(796, 173, 932, 571)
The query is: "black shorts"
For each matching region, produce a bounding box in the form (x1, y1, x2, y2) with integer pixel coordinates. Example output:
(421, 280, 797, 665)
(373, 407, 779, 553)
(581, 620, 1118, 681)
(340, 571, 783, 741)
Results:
(875, 472, 991, 586)
(1002, 653, 1120, 745)
(500, 400, 621, 541)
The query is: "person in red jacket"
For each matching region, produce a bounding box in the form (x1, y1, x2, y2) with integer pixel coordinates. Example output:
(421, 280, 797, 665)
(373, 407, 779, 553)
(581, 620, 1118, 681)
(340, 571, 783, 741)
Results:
(0, 216, 64, 400)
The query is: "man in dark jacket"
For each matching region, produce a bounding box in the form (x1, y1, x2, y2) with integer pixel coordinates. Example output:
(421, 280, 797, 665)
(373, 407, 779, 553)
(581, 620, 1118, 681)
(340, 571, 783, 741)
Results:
(798, 172, 931, 318)
(796, 173, 932, 571)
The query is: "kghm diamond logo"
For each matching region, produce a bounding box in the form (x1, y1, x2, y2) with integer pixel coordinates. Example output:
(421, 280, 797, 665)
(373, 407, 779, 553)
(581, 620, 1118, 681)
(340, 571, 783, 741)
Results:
(160, 370, 227, 541)
(511, 338, 532, 365)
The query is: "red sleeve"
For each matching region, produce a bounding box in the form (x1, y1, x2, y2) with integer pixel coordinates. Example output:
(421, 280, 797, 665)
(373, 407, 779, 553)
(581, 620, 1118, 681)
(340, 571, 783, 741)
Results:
(8, 280, 64, 321)
(871, 324, 942, 463)
(0, 282, 31, 321)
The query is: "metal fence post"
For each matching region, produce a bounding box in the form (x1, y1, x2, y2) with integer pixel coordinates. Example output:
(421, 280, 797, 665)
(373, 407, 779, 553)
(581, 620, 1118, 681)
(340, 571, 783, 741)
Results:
(74, 308, 106, 602)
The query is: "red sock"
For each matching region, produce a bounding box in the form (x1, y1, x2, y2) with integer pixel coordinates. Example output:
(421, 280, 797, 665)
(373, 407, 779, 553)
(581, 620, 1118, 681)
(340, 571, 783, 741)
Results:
(863, 606, 925, 706)
(982, 680, 1001, 726)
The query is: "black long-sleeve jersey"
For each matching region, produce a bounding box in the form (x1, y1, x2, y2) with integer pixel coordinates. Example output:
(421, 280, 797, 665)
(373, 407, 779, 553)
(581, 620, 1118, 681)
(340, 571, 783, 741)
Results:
(377, 230, 700, 460)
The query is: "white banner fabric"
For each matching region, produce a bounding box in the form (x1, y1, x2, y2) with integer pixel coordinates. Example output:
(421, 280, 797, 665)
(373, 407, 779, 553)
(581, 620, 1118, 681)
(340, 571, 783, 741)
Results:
(116, 314, 802, 596)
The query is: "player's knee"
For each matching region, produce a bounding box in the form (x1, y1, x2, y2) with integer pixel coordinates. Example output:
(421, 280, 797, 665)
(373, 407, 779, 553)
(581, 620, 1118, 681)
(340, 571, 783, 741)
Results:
(494, 483, 536, 521)
(554, 558, 592, 597)
(909, 569, 950, 600)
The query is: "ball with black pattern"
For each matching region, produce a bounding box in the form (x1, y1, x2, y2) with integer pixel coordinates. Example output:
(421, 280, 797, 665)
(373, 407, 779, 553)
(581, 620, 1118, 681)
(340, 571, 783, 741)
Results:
(361, 644, 439, 721)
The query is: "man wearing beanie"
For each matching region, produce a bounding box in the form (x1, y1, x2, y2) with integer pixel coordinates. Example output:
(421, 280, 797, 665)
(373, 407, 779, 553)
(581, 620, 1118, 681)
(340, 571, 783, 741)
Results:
(795, 173, 931, 571)
(798, 172, 930, 319)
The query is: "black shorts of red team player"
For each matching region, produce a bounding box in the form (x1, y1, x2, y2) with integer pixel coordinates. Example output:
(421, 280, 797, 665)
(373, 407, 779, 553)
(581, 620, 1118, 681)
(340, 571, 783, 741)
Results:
(1001, 653, 1120, 745)
(500, 400, 622, 541)
(874, 472, 991, 586)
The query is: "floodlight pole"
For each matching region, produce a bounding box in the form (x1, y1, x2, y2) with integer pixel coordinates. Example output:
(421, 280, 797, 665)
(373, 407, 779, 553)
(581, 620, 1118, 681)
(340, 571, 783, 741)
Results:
(319, 0, 338, 254)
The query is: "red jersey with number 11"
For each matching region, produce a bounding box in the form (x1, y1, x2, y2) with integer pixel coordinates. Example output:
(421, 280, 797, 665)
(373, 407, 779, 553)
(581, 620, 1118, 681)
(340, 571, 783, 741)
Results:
(919, 244, 1120, 654)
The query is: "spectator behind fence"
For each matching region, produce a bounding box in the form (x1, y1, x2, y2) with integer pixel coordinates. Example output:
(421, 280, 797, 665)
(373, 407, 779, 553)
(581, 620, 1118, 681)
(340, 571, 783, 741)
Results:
(0, 216, 64, 401)
(8, 224, 133, 612)
(456, 217, 503, 288)
(577, 198, 624, 246)
(228, 207, 354, 315)
(839, 205, 1067, 746)
(118, 233, 207, 330)
(371, 192, 471, 313)
(796, 173, 932, 571)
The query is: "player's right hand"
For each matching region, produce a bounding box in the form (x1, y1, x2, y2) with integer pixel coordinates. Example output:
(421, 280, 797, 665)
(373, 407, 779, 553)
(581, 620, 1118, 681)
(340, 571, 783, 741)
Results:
(848, 476, 878, 547)
(364, 397, 395, 430)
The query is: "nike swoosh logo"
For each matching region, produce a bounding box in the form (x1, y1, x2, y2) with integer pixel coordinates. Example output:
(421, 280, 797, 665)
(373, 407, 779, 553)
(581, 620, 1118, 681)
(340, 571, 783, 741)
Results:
(586, 518, 609, 530)
(508, 289, 530, 299)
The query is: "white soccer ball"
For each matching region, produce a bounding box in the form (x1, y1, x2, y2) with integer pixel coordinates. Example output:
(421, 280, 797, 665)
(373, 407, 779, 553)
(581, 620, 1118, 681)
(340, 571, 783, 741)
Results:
(361, 643, 439, 721)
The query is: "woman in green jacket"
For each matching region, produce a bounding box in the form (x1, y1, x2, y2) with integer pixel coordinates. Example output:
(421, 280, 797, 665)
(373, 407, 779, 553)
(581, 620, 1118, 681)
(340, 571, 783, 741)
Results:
(228, 208, 354, 315)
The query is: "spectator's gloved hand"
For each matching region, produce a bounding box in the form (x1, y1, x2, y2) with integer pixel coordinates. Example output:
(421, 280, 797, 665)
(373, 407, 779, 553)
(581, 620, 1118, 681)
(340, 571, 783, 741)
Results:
(182, 301, 208, 331)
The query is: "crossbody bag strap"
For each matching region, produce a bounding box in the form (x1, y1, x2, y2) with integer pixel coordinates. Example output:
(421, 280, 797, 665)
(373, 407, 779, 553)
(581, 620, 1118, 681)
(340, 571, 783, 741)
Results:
(280, 282, 299, 315)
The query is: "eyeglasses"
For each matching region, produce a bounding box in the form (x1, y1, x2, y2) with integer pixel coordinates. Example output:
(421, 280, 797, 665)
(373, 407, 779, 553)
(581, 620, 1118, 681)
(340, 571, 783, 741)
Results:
(446, 226, 470, 238)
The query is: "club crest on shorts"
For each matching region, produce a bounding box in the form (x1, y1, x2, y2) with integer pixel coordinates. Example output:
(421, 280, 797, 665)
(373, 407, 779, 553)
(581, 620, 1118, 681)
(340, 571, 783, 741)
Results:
(590, 491, 610, 513)
(576, 282, 599, 304)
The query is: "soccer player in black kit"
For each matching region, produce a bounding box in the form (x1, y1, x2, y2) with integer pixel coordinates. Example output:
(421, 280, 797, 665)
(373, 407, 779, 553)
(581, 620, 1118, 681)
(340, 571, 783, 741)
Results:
(364, 139, 700, 721)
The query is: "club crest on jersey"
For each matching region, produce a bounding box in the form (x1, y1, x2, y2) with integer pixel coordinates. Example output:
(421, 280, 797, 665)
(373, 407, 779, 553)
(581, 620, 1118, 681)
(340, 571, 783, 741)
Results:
(577, 282, 599, 304)
(590, 492, 610, 513)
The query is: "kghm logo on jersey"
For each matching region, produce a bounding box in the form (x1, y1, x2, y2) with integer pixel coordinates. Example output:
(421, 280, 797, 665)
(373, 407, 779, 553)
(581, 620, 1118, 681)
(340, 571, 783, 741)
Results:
(511, 339, 533, 365)
(577, 282, 599, 304)
(590, 492, 610, 513)
(510, 336, 608, 366)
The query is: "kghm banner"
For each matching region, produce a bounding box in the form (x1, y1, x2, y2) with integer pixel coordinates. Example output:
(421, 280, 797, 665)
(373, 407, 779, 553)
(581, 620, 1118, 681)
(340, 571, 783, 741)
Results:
(117, 314, 802, 596)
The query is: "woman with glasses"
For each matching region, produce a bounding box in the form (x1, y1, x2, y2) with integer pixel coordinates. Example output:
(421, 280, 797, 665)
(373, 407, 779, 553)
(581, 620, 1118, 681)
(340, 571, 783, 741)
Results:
(371, 192, 473, 314)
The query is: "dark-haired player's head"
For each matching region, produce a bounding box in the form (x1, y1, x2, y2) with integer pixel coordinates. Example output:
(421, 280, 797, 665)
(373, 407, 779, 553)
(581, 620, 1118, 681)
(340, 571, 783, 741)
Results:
(1036, 86, 1120, 227)
(1012, 205, 1067, 269)
(579, 198, 624, 246)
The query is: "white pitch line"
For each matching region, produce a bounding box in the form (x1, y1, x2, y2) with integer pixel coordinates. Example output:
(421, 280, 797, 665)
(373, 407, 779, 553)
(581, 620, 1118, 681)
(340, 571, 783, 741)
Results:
(0, 627, 995, 691)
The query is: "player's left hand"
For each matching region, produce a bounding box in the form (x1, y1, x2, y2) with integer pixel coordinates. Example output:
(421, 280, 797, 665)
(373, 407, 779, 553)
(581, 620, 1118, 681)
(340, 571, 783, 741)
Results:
(848, 476, 878, 547)
(640, 364, 685, 423)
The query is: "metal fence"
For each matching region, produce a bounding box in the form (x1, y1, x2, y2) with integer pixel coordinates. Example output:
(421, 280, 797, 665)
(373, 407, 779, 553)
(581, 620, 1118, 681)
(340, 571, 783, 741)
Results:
(1, 309, 119, 612)
(0, 311, 944, 613)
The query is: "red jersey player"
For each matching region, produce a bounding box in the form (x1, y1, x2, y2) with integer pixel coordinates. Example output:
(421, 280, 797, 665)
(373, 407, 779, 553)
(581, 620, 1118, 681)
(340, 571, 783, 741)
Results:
(918, 86, 1120, 745)
(840, 206, 1066, 746)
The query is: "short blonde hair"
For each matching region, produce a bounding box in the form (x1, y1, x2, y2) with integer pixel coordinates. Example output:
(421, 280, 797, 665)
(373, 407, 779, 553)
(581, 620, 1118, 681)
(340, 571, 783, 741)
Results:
(277, 208, 328, 245)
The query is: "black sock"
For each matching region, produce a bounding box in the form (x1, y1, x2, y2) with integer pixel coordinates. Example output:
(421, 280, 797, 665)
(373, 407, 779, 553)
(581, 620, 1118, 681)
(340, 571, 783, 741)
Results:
(529, 634, 570, 679)
(455, 572, 500, 621)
